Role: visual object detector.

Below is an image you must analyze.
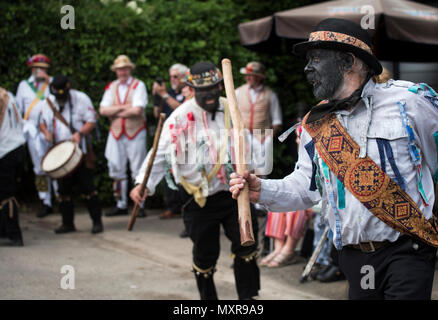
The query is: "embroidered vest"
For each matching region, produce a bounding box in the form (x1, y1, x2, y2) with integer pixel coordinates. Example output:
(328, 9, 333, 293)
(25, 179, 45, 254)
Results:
(237, 84, 272, 135)
(109, 79, 146, 140)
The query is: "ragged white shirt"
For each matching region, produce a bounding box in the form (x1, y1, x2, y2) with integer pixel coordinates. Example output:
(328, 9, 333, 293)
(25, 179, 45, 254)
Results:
(136, 98, 255, 196)
(15, 75, 52, 118)
(258, 79, 438, 247)
(0, 92, 25, 159)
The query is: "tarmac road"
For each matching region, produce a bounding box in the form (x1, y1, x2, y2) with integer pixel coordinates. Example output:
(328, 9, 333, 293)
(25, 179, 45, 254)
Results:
(1, 204, 437, 300)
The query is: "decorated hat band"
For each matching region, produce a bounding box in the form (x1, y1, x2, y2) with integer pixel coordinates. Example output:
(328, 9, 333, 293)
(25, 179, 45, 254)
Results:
(186, 68, 222, 88)
(309, 31, 372, 55)
(27, 54, 50, 68)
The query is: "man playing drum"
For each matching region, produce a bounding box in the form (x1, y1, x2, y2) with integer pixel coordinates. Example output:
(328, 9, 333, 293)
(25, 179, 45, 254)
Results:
(99, 55, 148, 218)
(15, 54, 56, 218)
(39, 74, 103, 234)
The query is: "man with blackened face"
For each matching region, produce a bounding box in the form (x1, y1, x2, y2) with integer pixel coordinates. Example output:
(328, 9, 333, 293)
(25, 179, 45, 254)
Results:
(229, 18, 438, 300)
(130, 61, 261, 300)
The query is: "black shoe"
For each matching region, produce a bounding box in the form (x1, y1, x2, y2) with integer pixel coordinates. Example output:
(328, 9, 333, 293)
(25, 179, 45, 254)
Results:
(317, 265, 346, 283)
(179, 229, 189, 238)
(91, 223, 104, 234)
(37, 204, 53, 218)
(54, 225, 76, 234)
(308, 263, 324, 280)
(105, 207, 128, 217)
(137, 208, 147, 218)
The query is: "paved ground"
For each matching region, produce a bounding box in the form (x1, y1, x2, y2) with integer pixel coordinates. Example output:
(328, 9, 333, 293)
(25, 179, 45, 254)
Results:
(1, 204, 437, 300)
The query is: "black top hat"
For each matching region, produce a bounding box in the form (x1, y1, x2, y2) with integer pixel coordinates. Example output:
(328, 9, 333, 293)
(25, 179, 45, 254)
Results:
(50, 74, 71, 98)
(293, 18, 382, 75)
(185, 61, 223, 88)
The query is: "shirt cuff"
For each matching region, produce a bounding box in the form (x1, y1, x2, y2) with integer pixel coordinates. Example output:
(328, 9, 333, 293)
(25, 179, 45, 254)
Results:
(258, 179, 277, 207)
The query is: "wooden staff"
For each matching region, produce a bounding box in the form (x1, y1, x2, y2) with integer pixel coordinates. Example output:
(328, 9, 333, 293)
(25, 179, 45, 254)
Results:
(127, 113, 166, 231)
(300, 225, 330, 283)
(221, 58, 255, 246)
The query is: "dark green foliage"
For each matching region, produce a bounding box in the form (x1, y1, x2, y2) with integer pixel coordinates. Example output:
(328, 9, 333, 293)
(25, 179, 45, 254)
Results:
(0, 0, 319, 205)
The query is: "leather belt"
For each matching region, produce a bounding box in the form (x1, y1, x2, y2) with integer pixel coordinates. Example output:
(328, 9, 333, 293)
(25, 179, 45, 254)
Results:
(347, 240, 391, 253)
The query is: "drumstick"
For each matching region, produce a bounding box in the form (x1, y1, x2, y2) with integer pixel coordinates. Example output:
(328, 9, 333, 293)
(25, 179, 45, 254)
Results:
(221, 58, 255, 246)
(127, 113, 166, 231)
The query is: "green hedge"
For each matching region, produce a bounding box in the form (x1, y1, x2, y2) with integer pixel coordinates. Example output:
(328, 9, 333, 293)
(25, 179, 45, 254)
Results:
(0, 0, 319, 207)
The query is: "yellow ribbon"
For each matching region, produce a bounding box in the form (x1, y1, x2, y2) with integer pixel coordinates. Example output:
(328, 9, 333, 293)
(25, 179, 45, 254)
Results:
(24, 82, 48, 121)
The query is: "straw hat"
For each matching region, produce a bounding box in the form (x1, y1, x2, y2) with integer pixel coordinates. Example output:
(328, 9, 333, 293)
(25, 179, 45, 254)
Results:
(240, 61, 265, 78)
(111, 55, 135, 71)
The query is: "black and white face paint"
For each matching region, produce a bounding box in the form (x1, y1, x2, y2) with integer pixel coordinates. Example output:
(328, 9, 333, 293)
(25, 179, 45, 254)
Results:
(194, 84, 221, 114)
(304, 49, 346, 100)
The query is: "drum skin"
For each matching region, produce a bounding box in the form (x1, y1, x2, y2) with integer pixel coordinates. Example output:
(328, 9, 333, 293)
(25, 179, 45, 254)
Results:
(41, 140, 84, 179)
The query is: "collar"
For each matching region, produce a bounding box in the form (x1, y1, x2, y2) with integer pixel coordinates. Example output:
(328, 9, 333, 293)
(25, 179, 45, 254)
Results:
(337, 78, 375, 116)
(249, 84, 264, 93)
(119, 76, 133, 86)
(28, 75, 36, 83)
(361, 78, 376, 100)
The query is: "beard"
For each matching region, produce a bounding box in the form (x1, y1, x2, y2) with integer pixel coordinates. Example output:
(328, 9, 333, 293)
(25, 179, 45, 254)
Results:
(194, 86, 221, 113)
(306, 68, 343, 101)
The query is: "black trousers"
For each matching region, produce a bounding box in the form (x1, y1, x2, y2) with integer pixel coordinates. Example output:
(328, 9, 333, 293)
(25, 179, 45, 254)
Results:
(182, 190, 260, 300)
(58, 162, 101, 226)
(163, 182, 182, 215)
(339, 235, 437, 300)
(0, 145, 25, 241)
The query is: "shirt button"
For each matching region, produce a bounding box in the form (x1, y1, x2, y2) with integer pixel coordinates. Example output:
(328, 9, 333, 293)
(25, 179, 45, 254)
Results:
(412, 242, 419, 251)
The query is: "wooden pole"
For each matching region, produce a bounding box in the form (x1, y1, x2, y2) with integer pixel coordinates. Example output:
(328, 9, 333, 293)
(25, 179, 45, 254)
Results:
(221, 58, 255, 246)
(127, 113, 166, 231)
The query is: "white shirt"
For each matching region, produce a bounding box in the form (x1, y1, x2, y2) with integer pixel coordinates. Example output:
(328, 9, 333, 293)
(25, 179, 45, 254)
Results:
(41, 89, 97, 142)
(0, 92, 25, 159)
(99, 76, 148, 109)
(136, 98, 254, 196)
(258, 79, 438, 247)
(15, 75, 52, 117)
(235, 84, 282, 126)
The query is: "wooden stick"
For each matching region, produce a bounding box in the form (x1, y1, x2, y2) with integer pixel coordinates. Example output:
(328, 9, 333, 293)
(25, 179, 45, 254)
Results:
(300, 225, 330, 283)
(127, 113, 166, 231)
(221, 58, 255, 246)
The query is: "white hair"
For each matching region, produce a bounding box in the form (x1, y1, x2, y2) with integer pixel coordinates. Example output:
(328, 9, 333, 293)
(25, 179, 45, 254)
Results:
(169, 63, 188, 76)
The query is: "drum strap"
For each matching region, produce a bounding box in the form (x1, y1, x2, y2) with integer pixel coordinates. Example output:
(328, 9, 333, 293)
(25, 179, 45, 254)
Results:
(46, 97, 72, 133)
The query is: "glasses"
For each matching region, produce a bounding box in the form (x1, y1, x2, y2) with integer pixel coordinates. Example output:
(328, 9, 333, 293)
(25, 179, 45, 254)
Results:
(170, 75, 180, 79)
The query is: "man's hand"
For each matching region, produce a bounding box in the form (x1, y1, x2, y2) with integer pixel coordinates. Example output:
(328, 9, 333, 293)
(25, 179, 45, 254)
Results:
(130, 184, 148, 206)
(229, 170, 261, 203)
(71, 132, 81, 144)
(36, 68, 50, 83)
(152, 81, 167, 97)
(44, 131, 53, 143)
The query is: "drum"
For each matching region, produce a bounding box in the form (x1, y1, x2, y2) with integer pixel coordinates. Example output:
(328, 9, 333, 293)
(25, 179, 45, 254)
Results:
(41, 140, 84, 179)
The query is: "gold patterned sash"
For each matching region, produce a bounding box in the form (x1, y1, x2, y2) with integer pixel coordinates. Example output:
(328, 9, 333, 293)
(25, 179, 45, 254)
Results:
(303, 112, 438, 247)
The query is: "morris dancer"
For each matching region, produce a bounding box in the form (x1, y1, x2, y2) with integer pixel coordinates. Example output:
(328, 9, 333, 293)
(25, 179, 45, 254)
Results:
(15, 54, 55, 218)
(0, 87, 26, 246)
(131, 61, 260, 300)
(39, 75, 103, 234)
(99, 55, 148, 218)
(230, 18, 438, 300)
